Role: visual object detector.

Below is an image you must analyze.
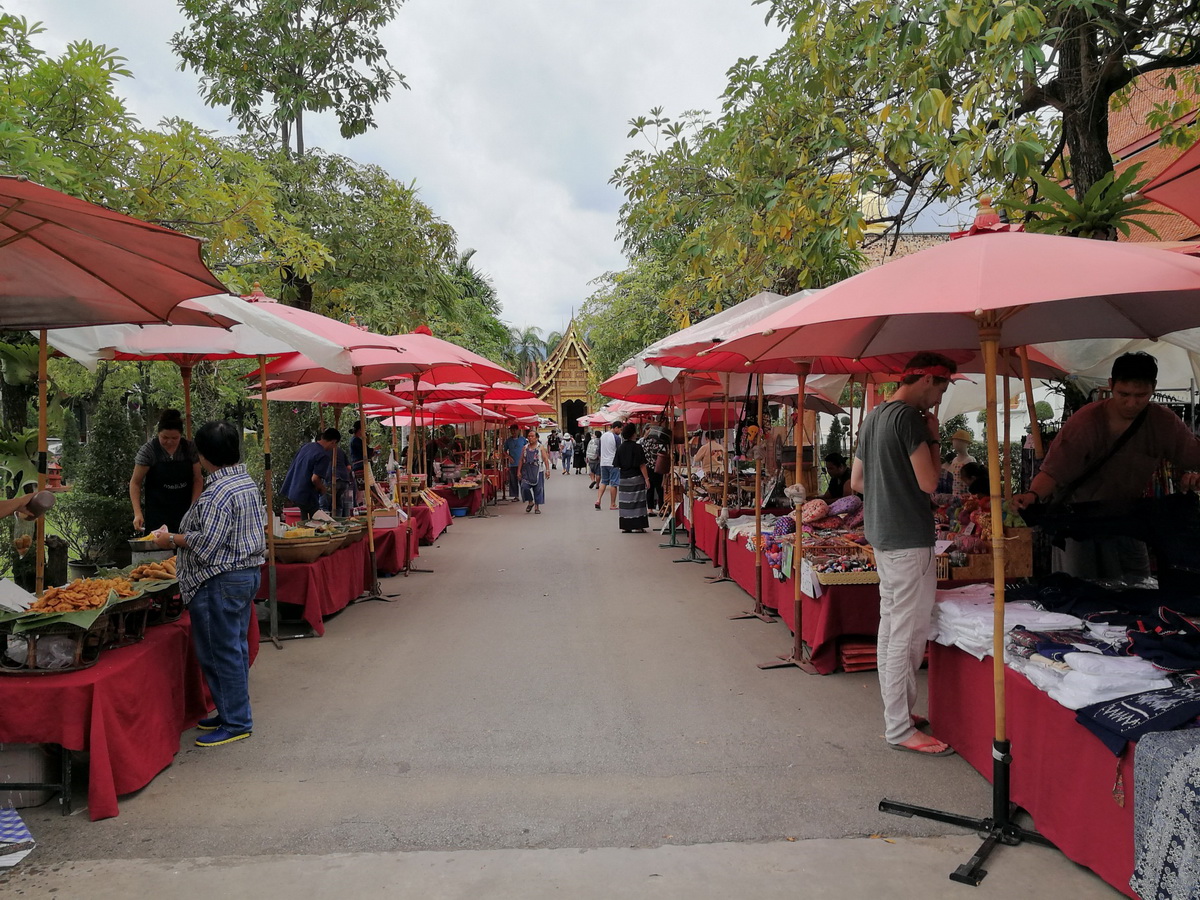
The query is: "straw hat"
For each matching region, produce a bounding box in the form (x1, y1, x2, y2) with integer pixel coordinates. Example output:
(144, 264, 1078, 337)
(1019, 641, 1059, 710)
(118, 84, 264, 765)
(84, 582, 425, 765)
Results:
(951, 428, 973, 442)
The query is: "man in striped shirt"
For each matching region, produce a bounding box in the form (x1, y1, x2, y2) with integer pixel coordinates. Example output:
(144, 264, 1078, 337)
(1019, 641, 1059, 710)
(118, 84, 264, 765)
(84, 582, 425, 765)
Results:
(155, 420, 266, 747)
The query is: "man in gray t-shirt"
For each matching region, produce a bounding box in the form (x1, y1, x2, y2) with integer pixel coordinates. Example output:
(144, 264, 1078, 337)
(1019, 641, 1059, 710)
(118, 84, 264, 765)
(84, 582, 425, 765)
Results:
(852, 351, 957, 757)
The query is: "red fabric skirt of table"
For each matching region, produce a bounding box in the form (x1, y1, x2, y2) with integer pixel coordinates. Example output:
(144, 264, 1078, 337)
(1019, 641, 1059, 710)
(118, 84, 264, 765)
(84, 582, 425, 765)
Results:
(928, 642, 1136, 898)
(256, 540, 368, 636)
(371, 523, 419, 575)
(406, 503, 453, 544)
(0, 617, 209, 820)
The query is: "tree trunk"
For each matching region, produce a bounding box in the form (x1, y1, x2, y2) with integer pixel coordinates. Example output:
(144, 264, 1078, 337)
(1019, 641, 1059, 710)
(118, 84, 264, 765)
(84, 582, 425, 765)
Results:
(0, 381, 33, 437)
(296, 107, 305, 158)
(280, 266, 315, 312)
(1055, 10, 1115, 238)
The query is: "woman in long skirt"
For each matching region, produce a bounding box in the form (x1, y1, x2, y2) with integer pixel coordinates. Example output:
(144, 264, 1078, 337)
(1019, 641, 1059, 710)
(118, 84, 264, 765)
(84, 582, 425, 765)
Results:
(613, 422, 650, 533)
(517, 429, 550, 513)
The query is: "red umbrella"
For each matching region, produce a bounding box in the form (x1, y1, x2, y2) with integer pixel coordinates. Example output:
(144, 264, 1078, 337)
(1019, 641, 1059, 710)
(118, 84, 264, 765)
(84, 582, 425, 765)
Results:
(0, 176, 233, 329)
(250, 382, 411, 409)
(1, 177, 239, 595)
(688, 230, 1200, 880)
(1142, 141, 1200, 228)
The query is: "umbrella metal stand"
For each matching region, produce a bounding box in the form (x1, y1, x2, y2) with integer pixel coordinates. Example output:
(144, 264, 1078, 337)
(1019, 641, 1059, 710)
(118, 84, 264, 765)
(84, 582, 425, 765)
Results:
(707, 375, 736, 585)
(760, 360, 817, 672)
(879, 322, 1051, 883)
(674, 381, 709, 565)
(730, 378, 775, 622)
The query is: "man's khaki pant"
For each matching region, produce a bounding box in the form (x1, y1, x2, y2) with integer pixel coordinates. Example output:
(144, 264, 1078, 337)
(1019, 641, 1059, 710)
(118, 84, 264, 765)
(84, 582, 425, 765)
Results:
(873, 546, 937, 745)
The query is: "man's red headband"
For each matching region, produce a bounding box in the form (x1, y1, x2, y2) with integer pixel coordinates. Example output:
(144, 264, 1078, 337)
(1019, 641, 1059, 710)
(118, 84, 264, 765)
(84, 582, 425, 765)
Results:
(903, 365, 954, 379)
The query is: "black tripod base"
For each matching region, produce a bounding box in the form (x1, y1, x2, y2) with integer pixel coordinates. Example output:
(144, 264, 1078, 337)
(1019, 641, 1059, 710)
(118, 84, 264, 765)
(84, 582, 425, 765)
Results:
(878, 798, 1054, 886)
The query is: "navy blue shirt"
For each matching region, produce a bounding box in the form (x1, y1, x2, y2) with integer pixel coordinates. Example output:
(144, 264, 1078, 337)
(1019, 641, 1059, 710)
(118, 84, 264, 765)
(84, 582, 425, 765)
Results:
(282, 441, 335, 509)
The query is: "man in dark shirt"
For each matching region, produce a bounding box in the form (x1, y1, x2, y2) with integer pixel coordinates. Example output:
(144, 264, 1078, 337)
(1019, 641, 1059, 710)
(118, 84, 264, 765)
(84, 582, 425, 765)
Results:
(820, 452, 852, 502)
(1013, 352, 1200, 580)
(281, 429, 344, 519)
(852, 351, 957, 757)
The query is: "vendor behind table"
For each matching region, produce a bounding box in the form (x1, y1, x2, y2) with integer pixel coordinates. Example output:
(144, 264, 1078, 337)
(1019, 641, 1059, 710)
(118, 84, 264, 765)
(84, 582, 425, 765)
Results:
(129, 408, 203, 534)
(1012, 351, 1200, 582)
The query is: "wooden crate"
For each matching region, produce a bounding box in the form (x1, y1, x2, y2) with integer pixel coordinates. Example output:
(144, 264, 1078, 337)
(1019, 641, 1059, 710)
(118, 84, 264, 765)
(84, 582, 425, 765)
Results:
(948, 527, 1033, 580)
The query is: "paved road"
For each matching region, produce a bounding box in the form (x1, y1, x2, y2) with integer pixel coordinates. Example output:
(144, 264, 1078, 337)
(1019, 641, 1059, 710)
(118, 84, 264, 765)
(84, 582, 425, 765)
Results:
(4, 472, 1121, 897)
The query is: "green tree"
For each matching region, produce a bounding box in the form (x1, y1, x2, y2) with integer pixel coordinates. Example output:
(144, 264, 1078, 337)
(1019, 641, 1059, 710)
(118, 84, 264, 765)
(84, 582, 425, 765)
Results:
(750, 0, 1200, 239)
(172, 0, 407, 156)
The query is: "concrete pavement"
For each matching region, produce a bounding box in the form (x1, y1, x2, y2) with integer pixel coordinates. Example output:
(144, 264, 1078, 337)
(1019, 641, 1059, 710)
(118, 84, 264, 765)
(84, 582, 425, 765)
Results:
(3, 470, 1122, 897)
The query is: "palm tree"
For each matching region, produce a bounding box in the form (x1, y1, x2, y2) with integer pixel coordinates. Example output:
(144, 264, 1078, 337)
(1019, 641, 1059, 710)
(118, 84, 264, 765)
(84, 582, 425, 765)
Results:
(451, 249, 499, 313)
(509, 325, 545, 383)
(543, 330, 564, 358)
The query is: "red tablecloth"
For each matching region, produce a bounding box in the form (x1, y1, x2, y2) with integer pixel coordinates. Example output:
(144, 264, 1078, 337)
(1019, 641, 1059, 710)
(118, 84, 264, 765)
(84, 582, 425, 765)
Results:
(371, 523, 419, 575)
(256, 540, 368, 636)
(720, 530, 881, 675)
(0, 618, 209, 821)
(691, 501, 723, 564)
(433, 486, 483, 515)
(928, 642, 1136, 898)
(405, 503, 453, 544)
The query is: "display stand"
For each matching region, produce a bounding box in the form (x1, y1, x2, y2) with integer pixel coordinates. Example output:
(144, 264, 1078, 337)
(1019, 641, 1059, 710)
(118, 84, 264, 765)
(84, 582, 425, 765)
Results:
(730, 378, 775, 622)
(759, 360, 815, 669)
(674, 381, 709, 565)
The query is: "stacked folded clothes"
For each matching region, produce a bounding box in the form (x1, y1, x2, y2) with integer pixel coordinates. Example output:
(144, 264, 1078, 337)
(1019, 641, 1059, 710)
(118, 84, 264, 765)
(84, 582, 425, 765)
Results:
(727, 514, 776, 540)
(932, 585, 1083, 659)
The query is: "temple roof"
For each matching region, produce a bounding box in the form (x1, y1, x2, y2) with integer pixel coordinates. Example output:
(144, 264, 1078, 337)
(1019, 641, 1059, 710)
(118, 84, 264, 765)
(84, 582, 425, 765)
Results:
(528, 320, 592, 402)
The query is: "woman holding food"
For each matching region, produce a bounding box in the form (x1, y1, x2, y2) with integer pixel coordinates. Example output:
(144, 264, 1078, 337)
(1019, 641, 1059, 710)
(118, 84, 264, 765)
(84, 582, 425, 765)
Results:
(130, 409, 203, 534)
(154, 420, 266, 748)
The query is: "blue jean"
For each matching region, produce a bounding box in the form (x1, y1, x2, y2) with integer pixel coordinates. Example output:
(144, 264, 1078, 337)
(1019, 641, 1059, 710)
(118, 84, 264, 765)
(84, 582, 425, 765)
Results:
(189, 567, 259, 734)
(521, 472, 545, 506)
(508, 466, 520, 496)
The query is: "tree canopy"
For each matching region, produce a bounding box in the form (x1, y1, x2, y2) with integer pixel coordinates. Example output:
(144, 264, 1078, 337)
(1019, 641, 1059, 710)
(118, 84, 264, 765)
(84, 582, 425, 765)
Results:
(172, 0, 407, 156)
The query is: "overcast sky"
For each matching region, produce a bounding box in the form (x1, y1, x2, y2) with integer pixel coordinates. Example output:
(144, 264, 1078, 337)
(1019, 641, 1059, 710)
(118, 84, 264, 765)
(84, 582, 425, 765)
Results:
(7, 0, 805, 334)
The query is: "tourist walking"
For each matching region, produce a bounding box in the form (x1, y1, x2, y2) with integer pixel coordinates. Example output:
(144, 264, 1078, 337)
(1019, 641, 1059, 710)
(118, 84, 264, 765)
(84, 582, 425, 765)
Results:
(518, 428, 551, 513)
(503, 424, 526, 500)
(586, 429, 602, 488)
(547, 429, 561, 470)
(614, 422, 650, 533)
(595, 420, 622, 510)
(559, 433, 574, 475)
(572, 432, 587, 474)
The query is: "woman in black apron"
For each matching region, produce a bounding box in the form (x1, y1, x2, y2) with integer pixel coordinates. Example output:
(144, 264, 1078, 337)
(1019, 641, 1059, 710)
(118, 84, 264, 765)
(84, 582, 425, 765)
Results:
(129, 408, 203, 533)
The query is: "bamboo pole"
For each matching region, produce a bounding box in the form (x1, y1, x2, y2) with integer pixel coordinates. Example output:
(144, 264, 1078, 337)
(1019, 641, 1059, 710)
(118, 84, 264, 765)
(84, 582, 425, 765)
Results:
(181, 366, 194, 440)
(406, 375, 420, 479)
(755, 378, 765, 608)
(1018, 346, 1045, 459)
(980, 324, 1008, 744)
(791, 361, 812, 656)
(355, 369, 381, 596)
(721, 374, 732, 510)
(35, 331, 47, 595)
(1002, 361, 1013, 503)
(258, 355, 280, 647)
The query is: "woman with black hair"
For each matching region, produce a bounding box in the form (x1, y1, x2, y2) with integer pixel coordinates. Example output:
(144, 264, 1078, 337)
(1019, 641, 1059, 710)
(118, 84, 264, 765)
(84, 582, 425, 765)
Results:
(129, 408, 203, 533)
(614, 422, 650, 533)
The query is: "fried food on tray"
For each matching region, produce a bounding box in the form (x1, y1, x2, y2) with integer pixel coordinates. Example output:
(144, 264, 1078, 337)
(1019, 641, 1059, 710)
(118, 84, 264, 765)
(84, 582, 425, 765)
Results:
(129, 555, 177, 582)
(28, 576, 137, 613)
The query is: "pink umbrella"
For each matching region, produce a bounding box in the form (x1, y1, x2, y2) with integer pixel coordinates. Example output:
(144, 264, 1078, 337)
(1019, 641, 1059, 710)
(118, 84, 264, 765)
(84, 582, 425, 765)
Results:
(693, 230, 1200, 880)
(250, 382, 411, 409)
(1142, 141, 1200, 228)
(0, 175, 231, 329)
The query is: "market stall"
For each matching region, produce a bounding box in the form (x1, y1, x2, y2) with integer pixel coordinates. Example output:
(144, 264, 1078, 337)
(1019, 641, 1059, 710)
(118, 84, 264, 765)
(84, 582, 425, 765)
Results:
(929, 642, 1137, 897)
(253, 538, 369, 637)
(0, 616, 209, 820)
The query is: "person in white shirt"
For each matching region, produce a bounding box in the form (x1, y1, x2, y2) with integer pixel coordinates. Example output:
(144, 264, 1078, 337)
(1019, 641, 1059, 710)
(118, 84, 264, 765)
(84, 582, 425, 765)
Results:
(595, 421, 622, 510)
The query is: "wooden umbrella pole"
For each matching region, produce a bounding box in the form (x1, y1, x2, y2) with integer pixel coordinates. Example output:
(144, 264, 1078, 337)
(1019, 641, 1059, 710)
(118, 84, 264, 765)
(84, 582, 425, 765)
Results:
(406, 376, 420, 478)
(791, 360, 812, 658)
(476, 399, 489, 516)
(1018, 346, 1045, 459)
(1002, 361, 1013, 503)
(35, 331, 47, 595)
(181, 366, 194, 440)
(721, 374, 732, 510)
(390, 414, 400, 504)
(759, 359, 812, 670)
(659, 396, 681, 548)
(980, 326, 1008, 743)
(674, 379, 705, 564)
(355, 369, 383, 598)
(258, 355, 280, 648)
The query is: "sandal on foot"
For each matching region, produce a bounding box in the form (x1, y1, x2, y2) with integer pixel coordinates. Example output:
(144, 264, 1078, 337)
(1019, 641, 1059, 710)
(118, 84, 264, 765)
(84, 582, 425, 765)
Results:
(912, 714, 929, 730)
(594, 502, 601, 510)
(888, 740, 954, 757)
